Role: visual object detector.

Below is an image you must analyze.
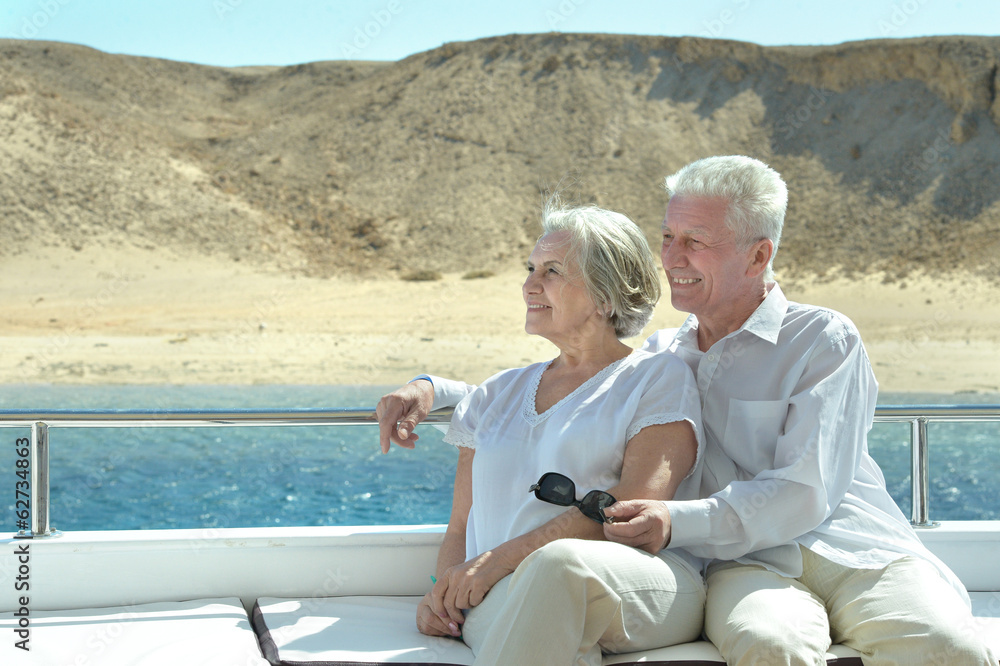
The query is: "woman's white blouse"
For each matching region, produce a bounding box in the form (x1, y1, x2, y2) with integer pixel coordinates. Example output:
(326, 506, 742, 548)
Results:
(443, 349, 703, 561)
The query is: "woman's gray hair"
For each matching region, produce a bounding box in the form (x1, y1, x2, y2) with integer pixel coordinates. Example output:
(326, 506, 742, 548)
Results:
(540, 201, 661, 339)
(663, 155, 787, 282)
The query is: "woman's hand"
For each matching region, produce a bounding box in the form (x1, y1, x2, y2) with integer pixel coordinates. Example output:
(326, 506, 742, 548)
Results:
(416, 591, 460, 637)
(429, 550, 514, 630)
(374, 379, 434, 453)
(416, 446, 474, 637)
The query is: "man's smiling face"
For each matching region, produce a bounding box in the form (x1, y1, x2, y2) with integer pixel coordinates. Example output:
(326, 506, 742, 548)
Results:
(660, 195, 765, 334)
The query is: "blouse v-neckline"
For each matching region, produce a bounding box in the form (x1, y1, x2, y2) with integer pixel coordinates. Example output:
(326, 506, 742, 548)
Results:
(521, 351, 636, 427)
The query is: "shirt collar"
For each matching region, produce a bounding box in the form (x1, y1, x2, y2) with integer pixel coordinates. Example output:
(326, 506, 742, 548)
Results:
(674, 314, 700, 350)
(739, 282, 787, 344)
(674, 282, 788, 349)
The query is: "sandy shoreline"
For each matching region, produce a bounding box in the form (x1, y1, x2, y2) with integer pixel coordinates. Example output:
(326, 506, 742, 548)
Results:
(2, 246, 998, 396)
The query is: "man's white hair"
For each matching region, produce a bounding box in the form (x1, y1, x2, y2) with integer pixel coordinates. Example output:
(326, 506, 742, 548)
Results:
(664, 155, 787, 282)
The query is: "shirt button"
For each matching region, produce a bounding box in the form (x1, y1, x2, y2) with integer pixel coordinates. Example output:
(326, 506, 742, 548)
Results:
(707, 354, 716, 361)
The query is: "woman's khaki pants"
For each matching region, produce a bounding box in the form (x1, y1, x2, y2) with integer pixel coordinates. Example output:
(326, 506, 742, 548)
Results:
(461, 539, 706, 666)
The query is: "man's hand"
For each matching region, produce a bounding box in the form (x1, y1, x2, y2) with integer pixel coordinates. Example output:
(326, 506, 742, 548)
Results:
(602, 499, 672, 554)
(374, 379, 434, 454)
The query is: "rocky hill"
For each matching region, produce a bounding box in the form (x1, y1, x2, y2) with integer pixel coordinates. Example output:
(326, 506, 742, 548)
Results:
(2, 34, 999, 280)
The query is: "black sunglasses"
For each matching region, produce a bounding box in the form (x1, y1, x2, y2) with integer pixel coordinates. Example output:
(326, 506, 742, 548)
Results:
(528, 472, 616, 524)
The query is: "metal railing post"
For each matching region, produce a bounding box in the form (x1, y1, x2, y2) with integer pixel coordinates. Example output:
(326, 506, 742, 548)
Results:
(30, 421, 52, 537)
(17, 421, 53, 538)
(910, 417, 937, 527)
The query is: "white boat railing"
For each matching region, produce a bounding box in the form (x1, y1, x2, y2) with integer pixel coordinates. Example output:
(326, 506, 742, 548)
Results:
(871, 405, 1000, 527)
(2, 405, 998, 538)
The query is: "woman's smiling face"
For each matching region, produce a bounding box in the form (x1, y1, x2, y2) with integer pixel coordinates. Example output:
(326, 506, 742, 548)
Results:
(522, 231, 601, 341)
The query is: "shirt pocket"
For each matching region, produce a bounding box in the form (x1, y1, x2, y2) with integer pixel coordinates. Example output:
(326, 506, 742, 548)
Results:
(724, 399, 788, 472)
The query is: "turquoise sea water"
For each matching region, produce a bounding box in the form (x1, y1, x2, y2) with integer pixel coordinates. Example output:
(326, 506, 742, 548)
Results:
(1, 385, 998, 531)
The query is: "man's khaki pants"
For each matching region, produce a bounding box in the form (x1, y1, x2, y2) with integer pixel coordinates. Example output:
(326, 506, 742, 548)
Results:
(705, 545, 995, 665)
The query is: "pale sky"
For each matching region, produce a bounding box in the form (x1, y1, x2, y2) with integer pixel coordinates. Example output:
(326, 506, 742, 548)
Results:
(3, 0, 997, 67)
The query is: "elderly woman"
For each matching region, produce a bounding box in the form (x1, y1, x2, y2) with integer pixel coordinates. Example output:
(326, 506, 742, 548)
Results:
(413, 203, 706, 665)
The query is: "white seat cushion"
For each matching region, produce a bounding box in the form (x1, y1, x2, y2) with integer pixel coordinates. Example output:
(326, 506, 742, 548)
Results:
(252, 596, 867, 665)
(0, 597, 268, 666)
(253, 596, 475, 665)
(253, 593, 1000, 665)
(970, 591, 1000, 657)
(605, 642, 863, 664)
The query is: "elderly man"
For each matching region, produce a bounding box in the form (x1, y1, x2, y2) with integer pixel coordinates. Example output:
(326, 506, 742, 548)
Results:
(377, 156, 993, 665)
